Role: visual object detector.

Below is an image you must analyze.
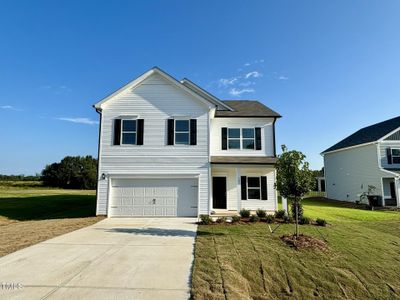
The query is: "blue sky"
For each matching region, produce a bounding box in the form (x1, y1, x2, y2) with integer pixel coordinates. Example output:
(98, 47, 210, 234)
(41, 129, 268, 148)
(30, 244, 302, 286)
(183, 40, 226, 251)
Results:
(1, 1, 400, 175)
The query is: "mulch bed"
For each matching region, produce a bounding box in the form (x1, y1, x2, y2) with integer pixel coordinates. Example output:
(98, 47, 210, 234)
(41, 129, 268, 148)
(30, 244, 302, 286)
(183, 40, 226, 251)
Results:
(280, 234, 329, 251)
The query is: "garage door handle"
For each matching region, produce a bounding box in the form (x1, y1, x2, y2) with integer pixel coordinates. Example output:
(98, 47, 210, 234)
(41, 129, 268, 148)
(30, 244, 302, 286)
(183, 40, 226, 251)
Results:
(152, 199, 156, 204)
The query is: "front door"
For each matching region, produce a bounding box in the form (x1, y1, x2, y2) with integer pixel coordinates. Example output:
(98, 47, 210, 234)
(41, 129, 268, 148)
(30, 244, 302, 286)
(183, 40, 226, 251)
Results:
(213, 177, 227, 209)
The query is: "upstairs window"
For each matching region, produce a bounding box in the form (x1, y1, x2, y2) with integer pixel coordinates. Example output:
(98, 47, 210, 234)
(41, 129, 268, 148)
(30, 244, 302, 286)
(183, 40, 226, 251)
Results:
(228, 128, 240, 149)
(121, 119, 137, 145)
(242, 128, 255, 149)
(392, 148, 400, 164)
(227, 128, 256, 150)
(175, 120, 190, 145)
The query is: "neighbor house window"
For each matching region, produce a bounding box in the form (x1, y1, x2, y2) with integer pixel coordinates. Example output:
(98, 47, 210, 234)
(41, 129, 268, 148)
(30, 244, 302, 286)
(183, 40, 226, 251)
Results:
(247, 177, 261, 199)
(121, 119, 137, 145)
(392, 148, 400, 164)
(175, 120, 190, 145)
(228, 128, 240, 149)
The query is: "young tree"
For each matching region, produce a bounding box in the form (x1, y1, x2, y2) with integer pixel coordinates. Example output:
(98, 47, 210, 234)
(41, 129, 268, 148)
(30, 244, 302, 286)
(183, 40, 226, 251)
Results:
(275, 145, 314, 237)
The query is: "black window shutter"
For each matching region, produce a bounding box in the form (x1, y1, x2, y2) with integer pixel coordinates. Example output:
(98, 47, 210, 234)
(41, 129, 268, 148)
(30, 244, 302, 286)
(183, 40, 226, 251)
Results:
(167, 119, 174, 145)
(387, 147, 392, 164)
(137, 119, 144, 145)
(190, 119, 197, 145)
(113, 119, 121, 145)
(221, 127, 228, 150)
(241, 176, 247, 200)
(261, 176, 268, 200)
(255, 127, 262, 150)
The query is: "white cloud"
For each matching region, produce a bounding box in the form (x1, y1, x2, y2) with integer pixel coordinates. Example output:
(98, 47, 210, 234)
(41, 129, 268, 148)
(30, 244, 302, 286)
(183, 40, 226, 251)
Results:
(239, 81, 254, 87)
(40, 85, 72, 95)
(57, 117, 99, 125)
(244, 62, 251, 66)
(245, 71, 262, 79)
(277, 75, 289, 80)
(1, 105, 22, 111)
(229, 88, 255, 96)
(218, 77, 239, 87)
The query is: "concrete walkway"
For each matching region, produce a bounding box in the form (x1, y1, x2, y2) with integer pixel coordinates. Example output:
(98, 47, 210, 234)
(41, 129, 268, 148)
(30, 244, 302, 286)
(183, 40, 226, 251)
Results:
(0, 218, 197, 300)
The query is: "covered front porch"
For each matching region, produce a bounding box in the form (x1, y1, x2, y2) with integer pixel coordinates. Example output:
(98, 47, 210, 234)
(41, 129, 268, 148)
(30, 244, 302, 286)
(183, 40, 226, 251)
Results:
(210, 157, 277, 214)
(382, 177, 400, 207)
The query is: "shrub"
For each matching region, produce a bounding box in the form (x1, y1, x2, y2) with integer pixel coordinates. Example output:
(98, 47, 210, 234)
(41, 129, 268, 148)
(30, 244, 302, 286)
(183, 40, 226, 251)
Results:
(282, 214, 293, 223)
(239, 209, 251, 218)
(256, 209, 267, 218)
(316, 218, 327, 226)
(299, 216, 311, 225)
(290, 201, 304, 219)
(275, 209, 286, 219)
(199, 214, 212, 225)
(231, 215, 241, 223)
(265, 214, 275, 223)
(249, 215, 260, 222)
(216, 217, 227, 224)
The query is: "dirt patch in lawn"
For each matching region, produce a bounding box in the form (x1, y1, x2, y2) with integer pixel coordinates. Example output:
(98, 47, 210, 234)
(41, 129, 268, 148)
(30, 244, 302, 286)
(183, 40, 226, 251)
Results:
(0, 217, 104, 257)
(280, 234, 328, 251)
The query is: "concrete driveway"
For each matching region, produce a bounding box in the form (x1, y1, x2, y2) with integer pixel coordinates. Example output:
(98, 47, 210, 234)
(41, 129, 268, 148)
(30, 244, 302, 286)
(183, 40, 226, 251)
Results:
(0, 218, 197, 300)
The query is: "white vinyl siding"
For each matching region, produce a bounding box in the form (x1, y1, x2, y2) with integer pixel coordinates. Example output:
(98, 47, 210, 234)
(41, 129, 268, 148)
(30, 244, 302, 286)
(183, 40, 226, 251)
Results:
(324, 144, 392, 202)
(96, 73, 209, 216)
(211, 118, 274, 156)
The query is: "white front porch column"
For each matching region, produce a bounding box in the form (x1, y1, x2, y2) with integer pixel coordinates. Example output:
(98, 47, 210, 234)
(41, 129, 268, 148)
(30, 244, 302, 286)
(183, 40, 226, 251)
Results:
(396, 178, 400, 208)
(236, 167, 241, 212)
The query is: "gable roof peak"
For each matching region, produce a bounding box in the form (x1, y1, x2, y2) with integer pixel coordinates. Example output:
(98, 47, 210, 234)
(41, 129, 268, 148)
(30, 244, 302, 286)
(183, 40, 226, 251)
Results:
(322, 115, 400, 154)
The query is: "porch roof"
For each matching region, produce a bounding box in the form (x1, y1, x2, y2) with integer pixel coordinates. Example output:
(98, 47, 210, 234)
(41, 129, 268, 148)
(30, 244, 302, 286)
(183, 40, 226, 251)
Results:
(384, 168, 400, 175)
(211, 156, 277, 165)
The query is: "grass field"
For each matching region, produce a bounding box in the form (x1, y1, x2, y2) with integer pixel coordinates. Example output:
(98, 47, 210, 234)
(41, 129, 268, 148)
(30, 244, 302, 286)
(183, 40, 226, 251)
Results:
(192, 198, 400, 299)
(0, 181, 103, 257)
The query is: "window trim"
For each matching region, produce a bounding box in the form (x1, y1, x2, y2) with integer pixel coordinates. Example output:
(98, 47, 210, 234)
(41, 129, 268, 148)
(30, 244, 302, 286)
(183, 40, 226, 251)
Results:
(227, 128, 241, 149)
(227, 127, 256, 150)
(174, 119, 190, 145)
(120, 119, 137, 145)
(392, 148, 400, 164)
(247, 177, 261, 200)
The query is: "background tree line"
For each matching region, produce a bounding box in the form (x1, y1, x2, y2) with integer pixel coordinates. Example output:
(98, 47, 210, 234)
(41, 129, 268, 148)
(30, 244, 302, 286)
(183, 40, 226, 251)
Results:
(41, 156, 97, 189)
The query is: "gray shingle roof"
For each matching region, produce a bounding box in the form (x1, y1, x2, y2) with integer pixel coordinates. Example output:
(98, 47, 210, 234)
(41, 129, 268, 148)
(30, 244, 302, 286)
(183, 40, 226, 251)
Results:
(215, 100, 281, 118)
(211, 156, 277, 164)
(322, 116, 400, 154)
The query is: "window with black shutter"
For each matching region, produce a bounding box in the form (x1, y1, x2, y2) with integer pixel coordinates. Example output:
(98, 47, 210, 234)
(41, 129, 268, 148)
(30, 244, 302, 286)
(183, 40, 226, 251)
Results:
(387, 148, 393, 164)
(392, 148, 400, 164)
(190, 119, 197, 145)
(241, 176, 247, 200)
(113, 119, 121, 145)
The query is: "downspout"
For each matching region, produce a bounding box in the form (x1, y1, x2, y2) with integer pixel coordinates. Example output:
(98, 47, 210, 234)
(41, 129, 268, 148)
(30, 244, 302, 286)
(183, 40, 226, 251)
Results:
(94, 106, 102, 215)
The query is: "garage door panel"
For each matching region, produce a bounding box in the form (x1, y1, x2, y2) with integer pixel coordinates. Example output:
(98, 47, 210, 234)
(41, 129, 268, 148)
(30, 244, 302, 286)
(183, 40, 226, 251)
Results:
(110, 178, 197, 217)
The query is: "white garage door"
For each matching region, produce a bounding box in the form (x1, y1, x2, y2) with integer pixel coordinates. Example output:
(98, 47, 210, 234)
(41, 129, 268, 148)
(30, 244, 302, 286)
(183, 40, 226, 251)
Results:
(109, 178, 198, 217)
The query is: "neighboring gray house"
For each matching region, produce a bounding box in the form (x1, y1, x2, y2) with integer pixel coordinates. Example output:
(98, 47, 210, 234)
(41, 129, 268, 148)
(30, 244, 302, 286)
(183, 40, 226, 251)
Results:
(93, 67, 281, 217)
(322, 116, 400, 207)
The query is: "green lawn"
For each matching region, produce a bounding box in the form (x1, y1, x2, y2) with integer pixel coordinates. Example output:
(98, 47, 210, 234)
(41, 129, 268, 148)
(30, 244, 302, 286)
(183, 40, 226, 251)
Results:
(0, 181, 101, 256)
(192, 198, 400, 299)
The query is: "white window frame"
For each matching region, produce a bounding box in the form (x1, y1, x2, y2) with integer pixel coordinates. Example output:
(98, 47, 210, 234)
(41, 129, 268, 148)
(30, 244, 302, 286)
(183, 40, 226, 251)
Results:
(228, 128, 241, 149)
(174, 119, 190, 145)
(241, 128, 255, 150)
(247, 176, 261, 200)
(227, 127, 256, 150)
(121, 119, 137, 145)
(392, 148, 400, 164)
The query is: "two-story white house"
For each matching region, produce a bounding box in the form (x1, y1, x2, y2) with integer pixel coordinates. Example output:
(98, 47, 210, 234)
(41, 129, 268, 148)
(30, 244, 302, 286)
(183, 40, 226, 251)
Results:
(322, 116, 400, 207)
(93, 67, 281, 217)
